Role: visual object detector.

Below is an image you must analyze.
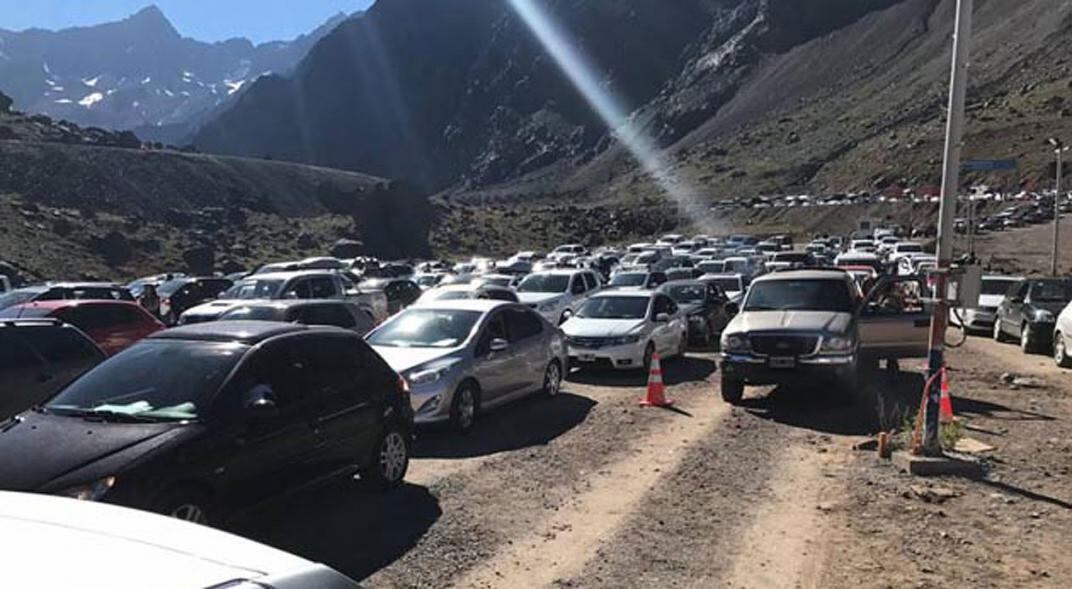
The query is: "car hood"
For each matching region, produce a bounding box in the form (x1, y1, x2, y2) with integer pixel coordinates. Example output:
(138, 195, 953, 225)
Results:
(562, 318, 646, 338)
(0, 412, 186, 491)
(517, 292, 564, 305)
(372, 346, 461, 373)
(725, 311, 852, 334)
(181, 300, 249, 318)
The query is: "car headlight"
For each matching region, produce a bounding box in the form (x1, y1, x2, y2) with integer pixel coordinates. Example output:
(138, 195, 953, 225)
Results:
(611, 334, 643, 345)
(821, 335, 854, 353)
(58, 476, 117, 501)
(407, 364, 456, 386)
(721, 333, 750, 353)
(1033, 309, 1055, 322)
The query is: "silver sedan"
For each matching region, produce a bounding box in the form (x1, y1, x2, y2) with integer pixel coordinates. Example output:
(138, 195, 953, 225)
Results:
(366, 300, 568, 433)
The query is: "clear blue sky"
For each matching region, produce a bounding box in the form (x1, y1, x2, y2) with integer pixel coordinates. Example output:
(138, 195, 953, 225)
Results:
(1, 1, 374, 43)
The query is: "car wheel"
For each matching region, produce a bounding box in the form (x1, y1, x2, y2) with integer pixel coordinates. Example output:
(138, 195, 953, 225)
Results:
(721, 374, 745, 404)
(993, 318, 1009, 343)
(542, 360, 563, 397)
(1055, 333, 1072, 368)
(362, 424, 410, 489)
(450, 381, 480, 434)
(1021, 323, 1037, 353)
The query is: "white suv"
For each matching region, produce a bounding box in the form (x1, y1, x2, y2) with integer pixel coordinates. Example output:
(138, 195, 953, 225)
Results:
(516, 269, 602, 324)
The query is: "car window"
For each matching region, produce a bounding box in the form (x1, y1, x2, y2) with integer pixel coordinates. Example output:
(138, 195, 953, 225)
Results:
(307, 277, 338, 299)
(478, 312, 509, 354)
(505, 309, 543, 342)
(653, 295, 676, 317)
(304, 336, 368, 401)
(283, 279, 314, 299)
(583, 272, 598, 291)
(570, 276, 586, 295)
(19, 326, 103, 394)
(0, 329, 43, 373)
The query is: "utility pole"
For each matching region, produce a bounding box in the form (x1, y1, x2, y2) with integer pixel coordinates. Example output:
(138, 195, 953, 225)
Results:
(922, 0, 973, 456)
(1049, 139, 1066, 276)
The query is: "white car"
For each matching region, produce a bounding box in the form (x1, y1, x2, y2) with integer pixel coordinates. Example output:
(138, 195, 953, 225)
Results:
(516, 269, 602, 324)
(0, 491, 361, 589)
(549, 244, 588, 262)
(657, 234, 685, 245)
(951, 275, 1022, 332)
(1055, 301, 1072, 368)
(562, 290, 688, 370)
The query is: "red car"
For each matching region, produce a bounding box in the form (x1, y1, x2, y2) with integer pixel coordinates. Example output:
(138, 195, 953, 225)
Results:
(0, 300, 166, 356)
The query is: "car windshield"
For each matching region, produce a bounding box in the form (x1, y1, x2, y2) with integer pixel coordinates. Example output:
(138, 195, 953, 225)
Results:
(368, 309, 483, 348)
(744, 279, 852, 313)
(518, 274, 570, 293)
(219, 306, 284, 321)
(157, 279, 192, 297)
(577, 296, 650, 319)
(712, 278, 742, 292)
(0, 290, 42, 311)
(664, 284, 706, 303)
(221, 279, 284, 300)
(982, 279, 1017, 296)
(47, 340, 247, 421)
(898, 244, 924, 252)
(0, 305, 52, 319)
(1030, 280, 1072, 302)
(610, 273, 647, 287)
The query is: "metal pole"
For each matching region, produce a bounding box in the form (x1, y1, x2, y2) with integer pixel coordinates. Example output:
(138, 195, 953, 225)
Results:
(922, 0, 973, 456)
(968, 196, 975, 257)
(1053, 147, 1062, 276)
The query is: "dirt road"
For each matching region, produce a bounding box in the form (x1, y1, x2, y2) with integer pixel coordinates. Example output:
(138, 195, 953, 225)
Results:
(230, 339, 1072, 588)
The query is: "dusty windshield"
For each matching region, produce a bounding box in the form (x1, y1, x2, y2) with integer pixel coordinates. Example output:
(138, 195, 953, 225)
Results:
(744, 279, 852, 313)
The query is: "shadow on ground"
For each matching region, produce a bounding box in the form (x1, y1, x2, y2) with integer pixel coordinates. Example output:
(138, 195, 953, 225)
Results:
(413, 391, 596, 459)
(232, 480, 440, 582)
(566, 356, 717, 388)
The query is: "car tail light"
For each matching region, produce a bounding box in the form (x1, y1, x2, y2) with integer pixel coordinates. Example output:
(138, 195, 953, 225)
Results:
(398, 374, 411, 395)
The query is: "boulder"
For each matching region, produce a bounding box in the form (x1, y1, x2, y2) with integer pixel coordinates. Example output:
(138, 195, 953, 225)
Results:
(330, 238, 364, 259)
(89, 231, 133, 265)
(182, 245, 215, 275)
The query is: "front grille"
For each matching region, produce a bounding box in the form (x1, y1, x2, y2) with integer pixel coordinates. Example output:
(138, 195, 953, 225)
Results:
(570, 336, 613, 349)
(749, 334, 819, 356)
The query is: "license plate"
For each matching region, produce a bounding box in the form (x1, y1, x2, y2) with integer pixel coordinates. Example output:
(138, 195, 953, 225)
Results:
(769, 356, 796, 369)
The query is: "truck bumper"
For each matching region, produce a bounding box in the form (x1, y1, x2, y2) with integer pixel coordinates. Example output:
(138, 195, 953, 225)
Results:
(721, 353, 856, 386)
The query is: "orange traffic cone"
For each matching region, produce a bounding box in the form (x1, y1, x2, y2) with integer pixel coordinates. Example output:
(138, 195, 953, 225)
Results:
(939, 368, 955, 424)
(640, 352, 673, 407)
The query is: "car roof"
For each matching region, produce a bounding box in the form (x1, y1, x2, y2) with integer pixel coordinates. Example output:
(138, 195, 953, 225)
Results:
(223, 299, 353, 310)
(753, 269, 848, 282)
(410, 299, 516, 312)
(9, 299, 139, 311)
(0, 491, 315, 587)
(149, 320, 327, 344)
(44, 282, 125, 288)
(240, 270, 334, 281)
(591, 290, 655, 299)
(530, 269, 589, 276)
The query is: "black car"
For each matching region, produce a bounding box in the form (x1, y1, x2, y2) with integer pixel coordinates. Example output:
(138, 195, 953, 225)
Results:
(157, 277, 235, 325)
(0, 321, 413, 525)
(0, 283, 134, 312)
(219, 299, 376, 335)
(993, 278, 1072, 353)
(359, 278, 422, 314)
(0, 319, 105, 420)
(658, 280, 727, 346)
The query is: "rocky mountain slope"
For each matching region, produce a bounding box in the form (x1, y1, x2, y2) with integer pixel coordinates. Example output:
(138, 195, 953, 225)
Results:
(0, 92, 432, 283)
(0, 6, 351, 145)
(195, 0, 1072, 204)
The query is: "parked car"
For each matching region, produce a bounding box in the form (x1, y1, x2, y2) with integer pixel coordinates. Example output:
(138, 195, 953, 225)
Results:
(0, 319, 105, 420)
(993, 278, 1072, 353)
(696, 260, 727, 275)
(218, 300, 377, 335)
(367, 301, 567, 433)
(549, 244, 588, 262)
(950, 275, 1022, 332)
(516, 269, 602, 324)
(157, 277, 234, 325)
(179, 271, 347, 324)
(719, 270, 930, 403)
(699, 273, 747, 303)
(765, 251, 815, 271)
(0, 283, 134, 312)
(561, 290, 688, 371)
(0, 321, 413, 524)
(658, 280, 728, 346)
(358, 278, 422, 314)
(665, 267, 702, 281)
(1, 300, 166, 356)
(608, 270, 669, 291)
(0, 274, 11, 293)
(0, 491, 364, 589)
(415, 284, 520, 305)
(414, 272, 448, 291)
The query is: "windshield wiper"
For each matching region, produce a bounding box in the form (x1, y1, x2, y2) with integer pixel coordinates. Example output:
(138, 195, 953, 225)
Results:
(50, 408, 170, 423)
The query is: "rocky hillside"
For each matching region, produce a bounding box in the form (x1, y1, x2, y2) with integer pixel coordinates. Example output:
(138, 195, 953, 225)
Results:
(195, 0, 1072, 204)
(0, 6, 351, 145)
(0, 93, 432, 284)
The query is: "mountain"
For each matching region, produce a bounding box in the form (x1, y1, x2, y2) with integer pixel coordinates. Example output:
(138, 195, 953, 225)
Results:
(195, 0, 1072, 202)
(0, 6, 353, 145)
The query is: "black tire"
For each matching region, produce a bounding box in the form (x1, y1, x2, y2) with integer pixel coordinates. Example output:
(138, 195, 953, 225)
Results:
(1055, 332, 1072, 368)
(993, 318, 1010, 343)
(450, 381, 480, 434)
(721, 374, 745, 404)
(542, 360, 563, 397)
(159, 489, 213, 526)
(361, 423, 410, 489)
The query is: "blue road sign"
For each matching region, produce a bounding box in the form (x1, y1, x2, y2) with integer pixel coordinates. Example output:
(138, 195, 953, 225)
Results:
(963, 159, 1018, 172)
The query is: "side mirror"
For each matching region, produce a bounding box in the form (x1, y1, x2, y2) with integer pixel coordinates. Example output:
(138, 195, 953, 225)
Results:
(724, 303, 740, 316)
(489, 338, 510, 353)
(245, 386, 278, 419)
(655, 313, 670, 323)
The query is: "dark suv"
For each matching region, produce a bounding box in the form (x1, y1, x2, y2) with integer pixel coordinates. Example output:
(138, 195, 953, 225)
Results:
(993, 278, 1072, 353)
(0, 321, 413, 525)
(0, 319, 105, 420)
(157, 277, 234, 325)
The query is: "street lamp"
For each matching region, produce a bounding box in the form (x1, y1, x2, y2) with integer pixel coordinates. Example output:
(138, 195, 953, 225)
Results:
(1048, 138, 1069, 276)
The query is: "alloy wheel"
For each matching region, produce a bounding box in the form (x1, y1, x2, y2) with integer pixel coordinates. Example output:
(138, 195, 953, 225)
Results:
(456, 387, 476, 429)
(544, 361, 562, 396)
(378, 431, 408, 484)
(170, 503, 208, 525)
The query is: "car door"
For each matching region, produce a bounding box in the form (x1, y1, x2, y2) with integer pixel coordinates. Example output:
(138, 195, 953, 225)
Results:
(211, 338, 322, 502)
(472, 311, 525, 402)
(857, 276, 931, 359)
(504, 308, 547, 394)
